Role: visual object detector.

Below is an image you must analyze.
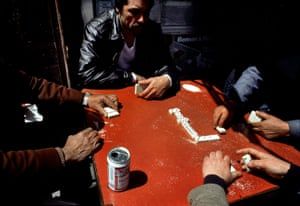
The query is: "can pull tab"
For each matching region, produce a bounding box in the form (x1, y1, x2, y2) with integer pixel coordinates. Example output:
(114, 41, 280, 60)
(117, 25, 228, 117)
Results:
(110, 150, 128, 163)
(111, 152, 119, 158)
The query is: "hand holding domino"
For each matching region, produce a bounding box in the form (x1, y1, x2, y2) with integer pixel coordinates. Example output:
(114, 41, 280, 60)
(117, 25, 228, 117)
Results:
(241, 153, 252, 172)
(134, 83, 146, 95)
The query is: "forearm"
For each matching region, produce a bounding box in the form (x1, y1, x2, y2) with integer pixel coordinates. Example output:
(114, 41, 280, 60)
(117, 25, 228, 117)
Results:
(188, 175, 228, 206)
(188, 183, 228, 206)
(0, 148, 63, 180)
(19, 70, 83, 105)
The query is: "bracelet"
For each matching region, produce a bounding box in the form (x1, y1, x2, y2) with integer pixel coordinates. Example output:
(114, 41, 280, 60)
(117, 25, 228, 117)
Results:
(82, 92, 91, 106)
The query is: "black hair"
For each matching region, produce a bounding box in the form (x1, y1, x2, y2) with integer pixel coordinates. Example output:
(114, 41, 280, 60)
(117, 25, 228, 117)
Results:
(114, 0, 154, 11)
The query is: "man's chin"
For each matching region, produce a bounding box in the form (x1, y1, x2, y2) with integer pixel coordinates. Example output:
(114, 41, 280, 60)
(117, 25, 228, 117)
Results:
(131, 25, 143, 34)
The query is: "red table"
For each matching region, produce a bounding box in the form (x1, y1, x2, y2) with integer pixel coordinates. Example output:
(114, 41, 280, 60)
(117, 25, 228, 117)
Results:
(84, 80, 300, 206)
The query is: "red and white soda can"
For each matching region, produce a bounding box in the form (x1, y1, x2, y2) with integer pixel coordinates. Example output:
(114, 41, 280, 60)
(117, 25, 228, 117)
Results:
(107, 146, 130, 191)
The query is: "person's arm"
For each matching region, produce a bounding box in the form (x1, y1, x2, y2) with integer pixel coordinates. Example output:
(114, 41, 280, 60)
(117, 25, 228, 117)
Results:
(0, 148, 63, 181)
(249, 112, 300, 139)
(237, 148, 291, 179)
(237, 147, 300, 189)
(0, 128, 101, 182)
(18, 70, 119, 116)
(230, 66, 263, 105)
(188, 151, 241, 206)
(188, 175, 229, 206)
(213, 66, 264, 128)
(78, 16, 134, 89)
(18, 70, 83, 105)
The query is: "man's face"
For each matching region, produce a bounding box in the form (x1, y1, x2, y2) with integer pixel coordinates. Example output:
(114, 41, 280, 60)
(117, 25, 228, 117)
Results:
(118, 0, 151, 34)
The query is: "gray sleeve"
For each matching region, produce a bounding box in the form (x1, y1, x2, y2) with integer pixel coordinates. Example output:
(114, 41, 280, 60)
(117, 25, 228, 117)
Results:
(288, 120, 300, 138)
(187, 184, 229, 206)
(233, 66, 263, 103)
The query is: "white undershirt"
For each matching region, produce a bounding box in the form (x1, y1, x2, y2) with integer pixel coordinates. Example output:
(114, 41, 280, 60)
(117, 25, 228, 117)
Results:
(117, 38, 136, 71)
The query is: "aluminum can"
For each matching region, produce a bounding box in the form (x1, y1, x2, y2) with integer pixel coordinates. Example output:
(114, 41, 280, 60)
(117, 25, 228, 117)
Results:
(107, 146, 130, 191)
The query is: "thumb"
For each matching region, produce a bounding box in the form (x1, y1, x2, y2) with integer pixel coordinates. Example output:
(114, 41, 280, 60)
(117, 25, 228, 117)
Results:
(247, 160, 265, 170)
(255, 111, 270, 119)
(138, 78, 151, 85)
(93, 104, 107, 117)
(231, 171, 242, 182)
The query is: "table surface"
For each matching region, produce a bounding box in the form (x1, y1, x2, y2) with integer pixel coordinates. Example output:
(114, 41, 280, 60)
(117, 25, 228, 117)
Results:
(84, 80, 300, 206)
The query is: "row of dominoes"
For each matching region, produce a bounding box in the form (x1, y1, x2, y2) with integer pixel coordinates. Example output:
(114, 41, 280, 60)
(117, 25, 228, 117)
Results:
(169, 108, 200, 141)
(168, 108, 220, 143)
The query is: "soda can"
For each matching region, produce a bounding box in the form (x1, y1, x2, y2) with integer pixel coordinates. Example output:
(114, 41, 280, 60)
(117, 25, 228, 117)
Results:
(107, 146, 130, 191)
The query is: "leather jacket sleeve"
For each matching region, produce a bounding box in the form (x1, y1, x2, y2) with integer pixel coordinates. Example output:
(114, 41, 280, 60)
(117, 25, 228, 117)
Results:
(77, 13, 134, 89)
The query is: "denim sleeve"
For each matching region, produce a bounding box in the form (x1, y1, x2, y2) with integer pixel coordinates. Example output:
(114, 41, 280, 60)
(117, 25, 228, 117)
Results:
(232, 66, 263, 103)
(288, 120, 300, 138)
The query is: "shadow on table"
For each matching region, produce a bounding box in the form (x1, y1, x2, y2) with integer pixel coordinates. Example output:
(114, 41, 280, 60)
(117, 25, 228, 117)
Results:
(127, 170, 148, 190)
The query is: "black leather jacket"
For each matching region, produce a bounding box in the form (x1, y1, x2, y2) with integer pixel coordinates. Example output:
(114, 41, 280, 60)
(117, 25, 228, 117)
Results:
(77, 9, 179, 89)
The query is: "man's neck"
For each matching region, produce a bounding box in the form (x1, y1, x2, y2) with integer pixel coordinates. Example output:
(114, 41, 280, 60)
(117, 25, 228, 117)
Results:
(122, 30, 135, 48)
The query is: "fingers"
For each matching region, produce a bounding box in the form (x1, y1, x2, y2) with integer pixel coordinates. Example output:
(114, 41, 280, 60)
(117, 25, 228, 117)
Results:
(237, 148, 263, 158)
(231, 170, 242, 180)
(246, 160, 263, 170)
(215, 150, 223, 159)
(213, 106, 228, 127)
(94, 104, 108, 117)
(79, 127, 101, 142)
(79, 127, 94, 135)
(237, 148, 277, 163)
(85, 128, 103, 150)
(102, 96, 118, 110)
(213, 112, 221, 127)
(140, 87, 156, 99)
(216, 113, 226, 127)
(107, 94, 118, 103)
(208, 151, 230, 164)
(255, 111, 270, 119)
(138, 79, 151, 85)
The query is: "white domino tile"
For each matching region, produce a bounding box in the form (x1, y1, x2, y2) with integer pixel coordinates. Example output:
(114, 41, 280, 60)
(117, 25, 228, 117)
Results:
(104, 107, 119, 118)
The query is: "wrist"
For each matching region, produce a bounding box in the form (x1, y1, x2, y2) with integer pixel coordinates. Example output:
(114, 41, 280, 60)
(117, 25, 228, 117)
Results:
(162, 74, 172, 87)
(82, 92, 91, 106)
(55, 147, 66, 167)
(204, 174, 227, 191)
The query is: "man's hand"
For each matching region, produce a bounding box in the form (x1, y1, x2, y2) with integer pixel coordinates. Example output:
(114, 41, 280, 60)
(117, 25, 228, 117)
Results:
(249, 111, 290, 139)
(237, 148, 290, 179)
(87, 94, 119, 117)
(203, 151, 241, 185)
(213, 105, 230, 128)
(62, 127, 102, 163)
(137, 75, 171, 99)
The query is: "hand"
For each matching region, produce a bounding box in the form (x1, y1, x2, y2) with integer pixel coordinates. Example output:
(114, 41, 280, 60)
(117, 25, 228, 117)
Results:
(213, 105, 230, 128)
(237, 148, 290, 179)
(137, 75, 171, 99)
(202, 151, 241, 185)
(62, 127, 102, 163)
(249, 111, 290, 139)
(87, 94, 119, 117)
